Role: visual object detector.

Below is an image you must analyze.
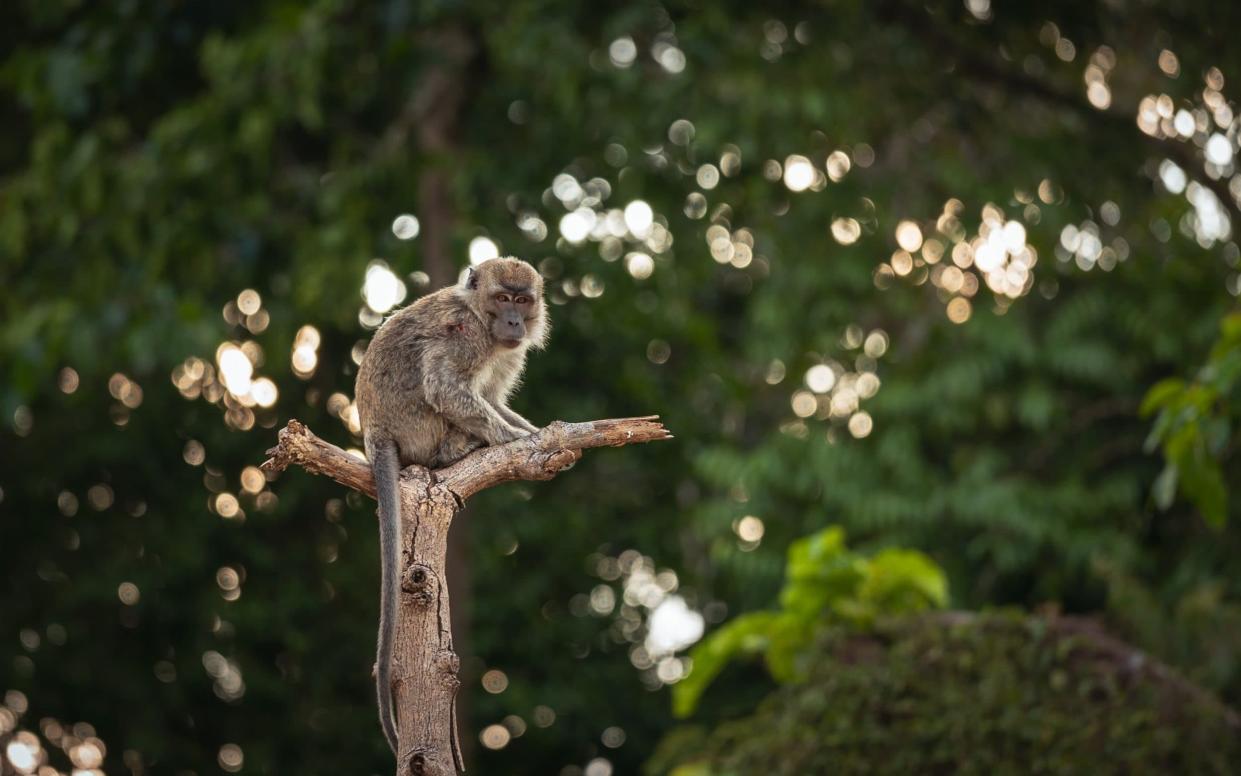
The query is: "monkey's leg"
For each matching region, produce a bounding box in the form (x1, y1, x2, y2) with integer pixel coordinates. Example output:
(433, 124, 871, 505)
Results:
(431, 429, 484, 468)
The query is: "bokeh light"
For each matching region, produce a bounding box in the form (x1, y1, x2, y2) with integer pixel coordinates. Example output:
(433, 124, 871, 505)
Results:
(480, 724, 511, 750)
(805, 365, 835, 394)
(117, 582, 140, 605)
(216, 345, 253, 396)
(646, 596, 704, 657)
(469, 236, 500, 265)
(481, 669, 509, 694)
(292, 326, 320, 379)
(782, 155, 814, 192)
(826, 150, 851, 182)
(848, 411, 874, 438)
(626, 252, 654, 280)
(735, 515, 765, 543)
(624, 201, 654, 238)
(392, 214, 420, 240)
(831, 217, 861, 245)
(218, 743, 244, 773)
(609, 37, 637, 68)
(58, 367, 79, 394)
(895, 221, 924, 252)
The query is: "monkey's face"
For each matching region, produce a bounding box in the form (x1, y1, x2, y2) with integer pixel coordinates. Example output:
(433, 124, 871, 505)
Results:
(468, 258, 546, 349)
(484, 288, 536, 347)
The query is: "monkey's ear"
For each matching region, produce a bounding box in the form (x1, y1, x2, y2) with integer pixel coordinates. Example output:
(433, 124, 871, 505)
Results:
(466, 268, 479, 290)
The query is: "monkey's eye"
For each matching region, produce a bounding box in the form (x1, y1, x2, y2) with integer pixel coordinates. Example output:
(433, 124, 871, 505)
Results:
(495, 293, 510, 303)
(514, 295, 530, 305)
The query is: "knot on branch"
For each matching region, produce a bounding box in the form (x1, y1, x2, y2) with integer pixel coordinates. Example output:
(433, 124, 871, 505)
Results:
(402, 563, 436, 605)
(525, 447, 583, 480)
(404, 748, 455, 776)
(434, 650, 461, 690)
(406, 749, 432, 776)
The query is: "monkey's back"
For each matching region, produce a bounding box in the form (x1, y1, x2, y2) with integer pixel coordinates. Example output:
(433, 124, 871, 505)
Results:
(355, 287, 487, 467)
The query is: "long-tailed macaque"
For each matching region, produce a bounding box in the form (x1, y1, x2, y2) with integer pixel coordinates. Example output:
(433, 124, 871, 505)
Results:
(354, 257, 548, 753)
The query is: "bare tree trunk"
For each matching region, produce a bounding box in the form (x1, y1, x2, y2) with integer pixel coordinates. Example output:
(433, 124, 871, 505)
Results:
(262, 417, 671, 775)
(417, 169, 458, 291)
(394, 474, 462, 775)
(413, 26, 474, 290)
(377, 26, 474, 289)
(408, 27, 478, 754)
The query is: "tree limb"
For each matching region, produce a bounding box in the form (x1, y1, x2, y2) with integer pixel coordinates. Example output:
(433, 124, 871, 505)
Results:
(262, 418, 378, 496)
(436, 416, 673, 500)
(261, 416, 672, 501)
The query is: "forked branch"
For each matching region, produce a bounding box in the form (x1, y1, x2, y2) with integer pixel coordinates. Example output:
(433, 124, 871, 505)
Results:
(261, 415, 670, 774)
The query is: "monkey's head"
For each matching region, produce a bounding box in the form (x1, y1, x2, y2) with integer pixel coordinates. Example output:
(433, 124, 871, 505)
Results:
(463, 257, 549, 350)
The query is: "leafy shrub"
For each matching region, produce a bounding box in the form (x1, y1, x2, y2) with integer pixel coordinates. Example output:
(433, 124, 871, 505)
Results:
(650, 613, 1241, 776)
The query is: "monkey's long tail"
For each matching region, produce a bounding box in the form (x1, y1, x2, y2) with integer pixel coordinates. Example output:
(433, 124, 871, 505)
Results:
(367, 434, 402, 755)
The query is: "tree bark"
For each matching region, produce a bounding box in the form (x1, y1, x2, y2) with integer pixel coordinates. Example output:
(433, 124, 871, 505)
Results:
(408, 29, 477, 747)
(261, 417, 671, 775)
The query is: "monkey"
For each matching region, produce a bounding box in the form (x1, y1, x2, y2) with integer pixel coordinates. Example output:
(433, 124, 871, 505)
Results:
(353, 256, 549, 754)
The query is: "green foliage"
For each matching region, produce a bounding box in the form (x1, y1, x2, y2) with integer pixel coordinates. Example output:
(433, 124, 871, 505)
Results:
(1142, 312, 1241, 527)
(672, 527, 945, 717)
(651, 613, 1241, 776)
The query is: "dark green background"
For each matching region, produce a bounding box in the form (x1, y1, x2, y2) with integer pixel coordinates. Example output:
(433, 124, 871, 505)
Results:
(3, 1, 1241, 773)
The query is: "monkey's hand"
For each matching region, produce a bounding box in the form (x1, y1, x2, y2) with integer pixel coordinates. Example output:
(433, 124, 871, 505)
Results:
(516, 418, 541, 435)
(496, 406, 540, 435)
(489, 422, 529, 445)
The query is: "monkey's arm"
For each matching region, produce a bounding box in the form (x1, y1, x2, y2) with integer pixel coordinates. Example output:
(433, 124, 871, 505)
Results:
(493, 403, 539, 434)
(423, 351, 526, 445)
(483, 355, 539, 434)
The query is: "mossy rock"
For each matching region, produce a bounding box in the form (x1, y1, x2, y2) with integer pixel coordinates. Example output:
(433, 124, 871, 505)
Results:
(648, 612, 1241, 776)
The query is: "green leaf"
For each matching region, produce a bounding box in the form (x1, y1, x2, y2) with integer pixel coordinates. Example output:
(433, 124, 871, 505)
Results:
(762, 615, 813, 683)
(863, 549, 950, 611)
(1152, 464, 1178, 511)
(673, 612, 780, 718)
(1220, 311, 1241, 341)
(1139, 378, 1187, 417)
(1176, 454, 1228, 529)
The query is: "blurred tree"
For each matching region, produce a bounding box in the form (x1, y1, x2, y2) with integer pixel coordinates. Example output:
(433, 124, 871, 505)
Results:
(3, 0, 1241, 774)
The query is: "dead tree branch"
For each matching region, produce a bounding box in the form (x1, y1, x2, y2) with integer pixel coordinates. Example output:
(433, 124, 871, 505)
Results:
(261, 416, 671, 775)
